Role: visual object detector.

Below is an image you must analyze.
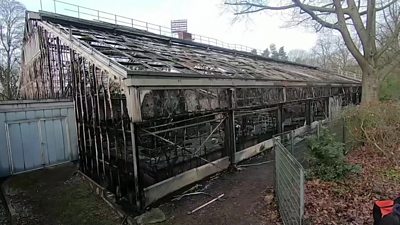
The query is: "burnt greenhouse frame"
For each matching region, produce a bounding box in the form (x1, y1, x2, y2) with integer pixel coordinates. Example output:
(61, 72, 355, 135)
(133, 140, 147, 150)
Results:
(20, 11, 361, 210)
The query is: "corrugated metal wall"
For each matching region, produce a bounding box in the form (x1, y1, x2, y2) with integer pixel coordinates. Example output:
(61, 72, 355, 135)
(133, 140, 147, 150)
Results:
(0, 100, 78, 177)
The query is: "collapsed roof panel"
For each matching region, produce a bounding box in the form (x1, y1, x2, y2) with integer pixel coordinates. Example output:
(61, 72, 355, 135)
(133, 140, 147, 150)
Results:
(30, 11, 359, 84)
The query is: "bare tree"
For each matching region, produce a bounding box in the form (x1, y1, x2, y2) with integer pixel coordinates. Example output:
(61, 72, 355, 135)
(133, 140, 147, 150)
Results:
(288, 49, 311, 64)
(225, 0, 400, 103)
(0, 0, 25, 100)
(311, 32, 354, 71)
(288, 35, 361, 78)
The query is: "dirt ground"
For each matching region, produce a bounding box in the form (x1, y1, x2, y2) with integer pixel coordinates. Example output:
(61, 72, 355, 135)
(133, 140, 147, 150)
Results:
(157, 152, 280, 225)
(2, 163, 123, 225)
(0, 152, 280, 225)
(0, 185, 9, 225)
(305, 146, 400, 225)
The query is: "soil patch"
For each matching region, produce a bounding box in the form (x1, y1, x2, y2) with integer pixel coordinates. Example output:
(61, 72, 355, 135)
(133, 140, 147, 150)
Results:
(2, 163, 123, 225)
(0, 182, 9, 225)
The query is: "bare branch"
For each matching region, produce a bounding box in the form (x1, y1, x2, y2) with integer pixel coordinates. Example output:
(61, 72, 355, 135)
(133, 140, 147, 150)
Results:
(224, 1, 296, 11)
(292, 0, 340, 30)
(346, 0, 369, 51)
(378, 50, 400, 80)
(376, 24, 400, 59)
(333, 0, 367, 66)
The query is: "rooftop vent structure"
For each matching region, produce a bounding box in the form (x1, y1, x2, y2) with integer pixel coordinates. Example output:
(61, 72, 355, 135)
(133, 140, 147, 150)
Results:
(171, 19, 193, 41)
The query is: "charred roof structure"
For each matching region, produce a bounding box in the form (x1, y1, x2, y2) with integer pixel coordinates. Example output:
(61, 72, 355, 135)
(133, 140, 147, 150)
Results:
(21, 9, 361, 209)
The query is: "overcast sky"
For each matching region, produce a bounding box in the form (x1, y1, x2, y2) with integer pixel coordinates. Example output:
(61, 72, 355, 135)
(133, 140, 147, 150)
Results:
(19, 0, 318, 51)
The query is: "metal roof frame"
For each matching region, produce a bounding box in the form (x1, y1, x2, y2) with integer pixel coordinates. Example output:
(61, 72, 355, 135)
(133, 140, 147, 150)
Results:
(28, 11, 361, 89)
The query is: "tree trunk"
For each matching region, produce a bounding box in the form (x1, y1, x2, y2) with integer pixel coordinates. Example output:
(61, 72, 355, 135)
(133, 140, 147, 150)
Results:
(361, 67, 380, 104)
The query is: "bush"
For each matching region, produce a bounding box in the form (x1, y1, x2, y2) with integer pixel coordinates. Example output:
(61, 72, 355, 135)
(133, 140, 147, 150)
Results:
(307, 129, 360, 181)
(380, 72, 400, 101)
(342, 102, 400, 161)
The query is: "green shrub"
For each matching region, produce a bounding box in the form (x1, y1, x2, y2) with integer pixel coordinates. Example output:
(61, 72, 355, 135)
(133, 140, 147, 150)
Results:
(307, 129, 360, 181)
(380, 72, 400, 101)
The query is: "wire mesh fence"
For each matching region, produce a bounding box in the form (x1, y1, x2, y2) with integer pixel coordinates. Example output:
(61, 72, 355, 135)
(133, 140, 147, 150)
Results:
(274, 139, 305, 225)
(274, 119, 350, 225)
(275, 126, 319, 167)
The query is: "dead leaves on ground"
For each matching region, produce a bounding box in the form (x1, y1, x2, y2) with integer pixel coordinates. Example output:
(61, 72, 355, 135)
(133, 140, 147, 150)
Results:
(305, 146, 400, 225)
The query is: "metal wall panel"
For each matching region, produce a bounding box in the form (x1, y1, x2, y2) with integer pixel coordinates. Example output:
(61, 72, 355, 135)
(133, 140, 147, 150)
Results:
(0, 113, 9, 177)
(0, 100, 77, 177)
(8, 121, 43, 173)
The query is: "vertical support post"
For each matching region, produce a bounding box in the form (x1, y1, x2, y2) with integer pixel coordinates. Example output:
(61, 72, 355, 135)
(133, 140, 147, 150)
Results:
(125, 85, 142, 209)
(53, 0, 56, 13)
(305, 99, 311, 126)
(282, 87, 287, 103)
(125, 87, 142, 122)
(324, 97, 329, 119)
(130, 122, 142, 209)
(56, 37, 64, 96)
(224, 88, 236, 165)
(277, 104, 283, 134)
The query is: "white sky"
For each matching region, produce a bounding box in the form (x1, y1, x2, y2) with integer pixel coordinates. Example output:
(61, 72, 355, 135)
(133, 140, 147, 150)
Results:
(19, 0, 318, 51)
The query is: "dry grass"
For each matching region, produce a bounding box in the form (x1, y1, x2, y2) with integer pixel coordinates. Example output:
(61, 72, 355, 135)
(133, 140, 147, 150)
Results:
(342, 102, 400, 162)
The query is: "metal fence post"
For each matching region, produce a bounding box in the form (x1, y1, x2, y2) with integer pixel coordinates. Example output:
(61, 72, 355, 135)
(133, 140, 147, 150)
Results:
(342, 118, 346, 145)
(290, 130, 294, 154)
(299, 168, 305, 225)
(273, 137, 277, 193)
(274, 138, 279, 201)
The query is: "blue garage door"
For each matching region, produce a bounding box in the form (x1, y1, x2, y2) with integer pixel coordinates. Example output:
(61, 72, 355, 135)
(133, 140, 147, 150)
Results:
(8, 121, 43, 173)
(6, 118, 70, 174)
(0, 100, 78, 177)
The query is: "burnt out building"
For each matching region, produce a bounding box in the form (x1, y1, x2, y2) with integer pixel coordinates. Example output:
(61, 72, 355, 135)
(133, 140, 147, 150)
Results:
(20, 10, 361, 209)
